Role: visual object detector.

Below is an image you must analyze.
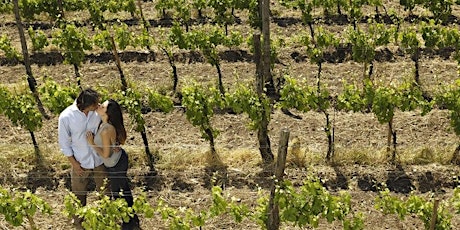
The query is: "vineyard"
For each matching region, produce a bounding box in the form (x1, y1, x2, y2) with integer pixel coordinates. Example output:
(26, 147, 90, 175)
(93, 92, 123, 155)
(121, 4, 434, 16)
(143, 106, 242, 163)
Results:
(2, 0, 460, 229)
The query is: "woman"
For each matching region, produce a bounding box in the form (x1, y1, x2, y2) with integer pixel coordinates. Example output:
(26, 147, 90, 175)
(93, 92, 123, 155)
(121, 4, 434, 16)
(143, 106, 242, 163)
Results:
(86, 99, 140, 230)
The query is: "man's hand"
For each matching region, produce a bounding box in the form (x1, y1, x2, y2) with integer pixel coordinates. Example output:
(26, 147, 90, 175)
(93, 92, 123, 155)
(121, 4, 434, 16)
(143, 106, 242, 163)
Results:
(113, 141, 121, 153)
(68, 156, 84, 176)
(113, 144, 121, 153)
(73, 164, 85, 177)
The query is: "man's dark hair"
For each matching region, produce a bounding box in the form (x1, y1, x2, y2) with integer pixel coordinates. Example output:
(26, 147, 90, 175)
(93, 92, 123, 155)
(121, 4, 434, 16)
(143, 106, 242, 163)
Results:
(76, 88, 100, 111)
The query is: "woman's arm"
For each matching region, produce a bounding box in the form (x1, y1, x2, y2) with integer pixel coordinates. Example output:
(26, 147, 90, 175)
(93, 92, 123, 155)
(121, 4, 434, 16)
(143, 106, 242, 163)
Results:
(86, 127, 116, 158)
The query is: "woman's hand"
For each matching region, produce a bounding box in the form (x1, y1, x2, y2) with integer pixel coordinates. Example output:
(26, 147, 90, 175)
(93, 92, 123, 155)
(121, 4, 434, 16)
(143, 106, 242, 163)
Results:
(86, 131, 95, 145)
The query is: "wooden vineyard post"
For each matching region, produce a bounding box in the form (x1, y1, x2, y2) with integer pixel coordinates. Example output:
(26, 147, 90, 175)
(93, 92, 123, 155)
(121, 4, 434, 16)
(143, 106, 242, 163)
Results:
(266, 128, 290, 230)
(254, 33, 263, 94)
(260, 0, 275, 97)
(429, 199, 440, 230)
(253, 33, 274, 165)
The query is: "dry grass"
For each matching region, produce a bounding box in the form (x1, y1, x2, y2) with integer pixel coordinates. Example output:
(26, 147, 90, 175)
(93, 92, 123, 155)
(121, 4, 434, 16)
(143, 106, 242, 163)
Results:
(332, 148, 388, 165)
(283, 141, 458, 170)
(1, 141, 457, 176)
(0, 145, 36, 173)
(401, 146, 454, 165)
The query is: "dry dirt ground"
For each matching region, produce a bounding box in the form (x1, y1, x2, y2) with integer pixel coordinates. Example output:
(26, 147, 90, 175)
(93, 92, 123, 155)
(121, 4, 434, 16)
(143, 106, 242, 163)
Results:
(2, 2, 460, 229)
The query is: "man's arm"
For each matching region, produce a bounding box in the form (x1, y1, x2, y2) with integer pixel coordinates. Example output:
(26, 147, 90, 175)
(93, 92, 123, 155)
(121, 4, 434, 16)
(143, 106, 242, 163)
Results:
(58, 116, 84, 175)
(58, 117, 74, 157)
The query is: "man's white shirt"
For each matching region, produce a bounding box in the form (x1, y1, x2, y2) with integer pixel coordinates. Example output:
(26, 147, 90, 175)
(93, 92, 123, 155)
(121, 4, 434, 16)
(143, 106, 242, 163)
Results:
(58, 103, 103, 169)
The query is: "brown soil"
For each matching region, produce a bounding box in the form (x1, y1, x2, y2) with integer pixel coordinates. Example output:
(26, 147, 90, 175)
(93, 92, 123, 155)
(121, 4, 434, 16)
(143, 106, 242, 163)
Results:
(2, 3, 460, 229)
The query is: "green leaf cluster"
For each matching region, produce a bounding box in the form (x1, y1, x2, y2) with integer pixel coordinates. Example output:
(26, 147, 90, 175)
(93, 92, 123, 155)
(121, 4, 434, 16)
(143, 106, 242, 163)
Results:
(157, 200, 208, 229)
(93, 29, 114, 50)
(116, 87, 146, 132)
(434, 79, 460, 136)
(93, 23, 141, 51)
(400, 0, 422, 12)
(147, 89, 174, 113)
(0, 85, 42, 132)
(226, 83, 271, 130)
(276, 176, 364, 229)
(85, 0, 137, 28)
(208, 0, 234, 26)
(0, 35, 21, 61)
(337, 80, 373, 112)
(187, 25, 243, 66)
(422, 0, 453, 23)
(338, 79, 432, 124)
(114, 23, 136, 50)
(0, 0, 12, 13)
(375, 188, 452, 230)
(155, 0, 175, 18)
(347, 23, 395, 64)
(278, 76, 331, 113)
(169, 22, 189, 49)
(278, 0, 318, 24)
(421, 20, 450, 49)
(52, 23, 92, 66)
(156, 185, 250, 230)
(297, 26, 339, 64)
(451, 187, 460, 214)
(27, 27, 49, 52)
(135, 28, 154, 50)
(419, 21, 460, 64)
(165, 0, 193, 26)
(209, 186, 250, 222)
(19, 0, 52, 20)
(64, 192, 135, 230)
(181, 83, 223, 140)
(399, 26, 420, 54)
(169, 23, 243, 64)
(0, 187, 52, 228)
(38, 77, 79, 114)
(347, 0, 382, 22)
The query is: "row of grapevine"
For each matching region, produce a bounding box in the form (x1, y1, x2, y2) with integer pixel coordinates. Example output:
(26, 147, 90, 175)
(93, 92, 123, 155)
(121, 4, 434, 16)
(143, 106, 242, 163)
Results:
(1, 0, 459, 26)
(0, 0, 136, 22)
(5, 19, 460, 78)
(279, 0, 458, 25)
(4, 175, 460, 229)
(278, 74, 460, 162)
(3, 19, 460, 106)
(1, 74, 460, 165)
(2, 0, 460, 91)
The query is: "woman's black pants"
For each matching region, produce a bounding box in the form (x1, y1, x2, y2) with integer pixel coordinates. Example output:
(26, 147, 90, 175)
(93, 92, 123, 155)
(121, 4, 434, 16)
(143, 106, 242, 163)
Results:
(107, 149, 139, 229)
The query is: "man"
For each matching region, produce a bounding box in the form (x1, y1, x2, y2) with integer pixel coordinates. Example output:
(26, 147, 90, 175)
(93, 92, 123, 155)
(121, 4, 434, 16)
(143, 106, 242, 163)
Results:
(58, 88, 107, 226)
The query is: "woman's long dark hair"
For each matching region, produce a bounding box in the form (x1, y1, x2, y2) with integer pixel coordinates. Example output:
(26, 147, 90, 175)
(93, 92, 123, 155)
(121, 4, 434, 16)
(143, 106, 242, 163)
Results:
(106, 99, 127, 145)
